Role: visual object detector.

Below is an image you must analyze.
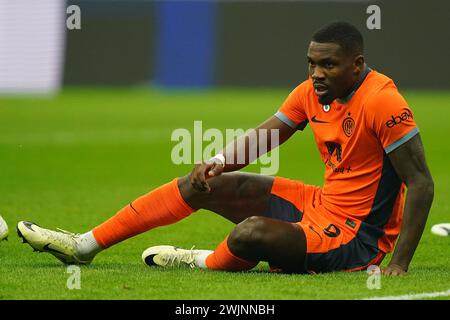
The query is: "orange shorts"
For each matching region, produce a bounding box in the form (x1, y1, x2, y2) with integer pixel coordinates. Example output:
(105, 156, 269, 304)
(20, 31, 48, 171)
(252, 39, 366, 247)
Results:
(265, 176, 385, 273)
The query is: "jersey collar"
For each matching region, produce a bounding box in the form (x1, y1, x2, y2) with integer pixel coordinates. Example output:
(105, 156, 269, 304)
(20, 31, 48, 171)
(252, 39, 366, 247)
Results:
(336, 65, 372, 104)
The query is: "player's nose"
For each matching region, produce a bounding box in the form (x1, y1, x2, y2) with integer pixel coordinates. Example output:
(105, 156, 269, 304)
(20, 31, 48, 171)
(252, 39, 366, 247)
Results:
(311, 66, 326, 81)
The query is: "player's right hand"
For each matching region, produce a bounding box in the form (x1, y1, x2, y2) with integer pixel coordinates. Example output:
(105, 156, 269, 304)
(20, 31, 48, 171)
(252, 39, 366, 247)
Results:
(190, 160, 225, 192)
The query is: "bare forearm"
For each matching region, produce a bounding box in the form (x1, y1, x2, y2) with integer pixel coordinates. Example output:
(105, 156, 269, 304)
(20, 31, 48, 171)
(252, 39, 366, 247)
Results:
(220, 116, 296, 173)
(222, 128, 281, 172)
(389, 180, 434, 270)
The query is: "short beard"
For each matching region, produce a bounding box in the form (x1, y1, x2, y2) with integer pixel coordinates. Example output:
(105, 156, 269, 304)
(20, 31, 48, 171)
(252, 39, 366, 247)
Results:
(318, 94, 335, 105)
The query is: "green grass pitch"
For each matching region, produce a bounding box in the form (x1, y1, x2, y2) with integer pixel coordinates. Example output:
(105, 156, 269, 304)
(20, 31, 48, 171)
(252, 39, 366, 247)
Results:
(0, 88, 449, 300)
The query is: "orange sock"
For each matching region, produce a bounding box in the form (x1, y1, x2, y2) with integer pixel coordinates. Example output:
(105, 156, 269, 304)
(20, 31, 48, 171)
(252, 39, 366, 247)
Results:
(93, 178, 195, 248)
(205, 237, 258, 271)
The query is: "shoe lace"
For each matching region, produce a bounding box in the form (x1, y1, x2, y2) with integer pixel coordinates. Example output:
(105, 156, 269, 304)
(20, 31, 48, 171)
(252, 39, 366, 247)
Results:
(165, 246, 196, 268)
(41, 228, 79, 252)
(56, 228, 80, 238)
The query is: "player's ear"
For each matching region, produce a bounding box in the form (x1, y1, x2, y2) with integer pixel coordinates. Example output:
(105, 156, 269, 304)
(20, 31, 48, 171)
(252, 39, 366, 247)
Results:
(353, 54, 364, 74)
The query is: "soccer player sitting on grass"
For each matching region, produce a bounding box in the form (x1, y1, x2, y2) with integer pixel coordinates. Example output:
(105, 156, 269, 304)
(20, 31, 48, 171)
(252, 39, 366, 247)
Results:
(17, 22, 434, 276)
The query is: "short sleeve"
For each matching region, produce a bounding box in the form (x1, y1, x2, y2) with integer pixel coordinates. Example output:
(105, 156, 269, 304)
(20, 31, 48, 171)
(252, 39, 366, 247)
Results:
(366, 87, 418, 154)
(275, 81, 308, 130)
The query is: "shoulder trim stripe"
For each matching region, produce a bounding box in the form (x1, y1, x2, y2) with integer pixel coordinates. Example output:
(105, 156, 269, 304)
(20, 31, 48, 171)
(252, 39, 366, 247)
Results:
(275, 111, 298, 129)
(384, 127, 420, 154)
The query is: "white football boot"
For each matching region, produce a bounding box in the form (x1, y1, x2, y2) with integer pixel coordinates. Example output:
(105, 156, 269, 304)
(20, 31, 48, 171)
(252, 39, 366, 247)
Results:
(0, 215, 9, 241)
(431, 223, 450, 236)
(142, 245, 212, 269)
(17, 221, 94, 265)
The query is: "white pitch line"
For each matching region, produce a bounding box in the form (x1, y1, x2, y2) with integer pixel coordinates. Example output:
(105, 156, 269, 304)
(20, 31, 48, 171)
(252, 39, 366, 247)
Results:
(362, 289, 450, 300)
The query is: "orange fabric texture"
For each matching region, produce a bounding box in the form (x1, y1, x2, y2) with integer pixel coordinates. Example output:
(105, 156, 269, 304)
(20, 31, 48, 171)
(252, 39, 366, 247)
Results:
(271, 176, 356, 254)
(277, 70, 417, 253)
(93, 178, 195, 248)
(205, 237, 258, 271)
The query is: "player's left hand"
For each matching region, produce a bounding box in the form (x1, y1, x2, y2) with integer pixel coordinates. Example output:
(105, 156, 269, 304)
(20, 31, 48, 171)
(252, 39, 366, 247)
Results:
(382, 263, 407, 276)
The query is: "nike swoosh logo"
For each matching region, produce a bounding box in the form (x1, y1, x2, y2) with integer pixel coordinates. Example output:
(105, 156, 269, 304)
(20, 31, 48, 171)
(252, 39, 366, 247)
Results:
(442, 227, 450, 234)
(43, 243, 67, 256)
(311, 115, 330, 123)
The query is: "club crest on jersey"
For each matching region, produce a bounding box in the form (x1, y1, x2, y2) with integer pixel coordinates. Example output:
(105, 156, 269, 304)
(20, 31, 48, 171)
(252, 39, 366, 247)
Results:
(342, 112, 355, 137)
(323, 105, 331, 112)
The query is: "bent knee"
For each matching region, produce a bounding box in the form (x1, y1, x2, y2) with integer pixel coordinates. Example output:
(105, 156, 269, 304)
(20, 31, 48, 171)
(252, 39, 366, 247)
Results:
(228, 216, 269, 253)
(178, 174, 229, 208)
(177, 175, 208, 206)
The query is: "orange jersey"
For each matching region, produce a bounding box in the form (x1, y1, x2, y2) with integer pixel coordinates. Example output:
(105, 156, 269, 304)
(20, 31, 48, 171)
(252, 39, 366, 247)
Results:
(276, 68, 418, 253)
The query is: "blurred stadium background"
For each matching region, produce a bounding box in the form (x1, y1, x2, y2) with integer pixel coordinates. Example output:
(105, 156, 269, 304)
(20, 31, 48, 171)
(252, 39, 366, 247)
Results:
(0, 0, 449, 300)
(1, 0, 449, 92)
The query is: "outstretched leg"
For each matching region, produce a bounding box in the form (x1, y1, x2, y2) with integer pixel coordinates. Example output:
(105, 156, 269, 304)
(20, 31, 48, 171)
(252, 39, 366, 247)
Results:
(92, 172, 274, 248)
(17, 172, 278, 265)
